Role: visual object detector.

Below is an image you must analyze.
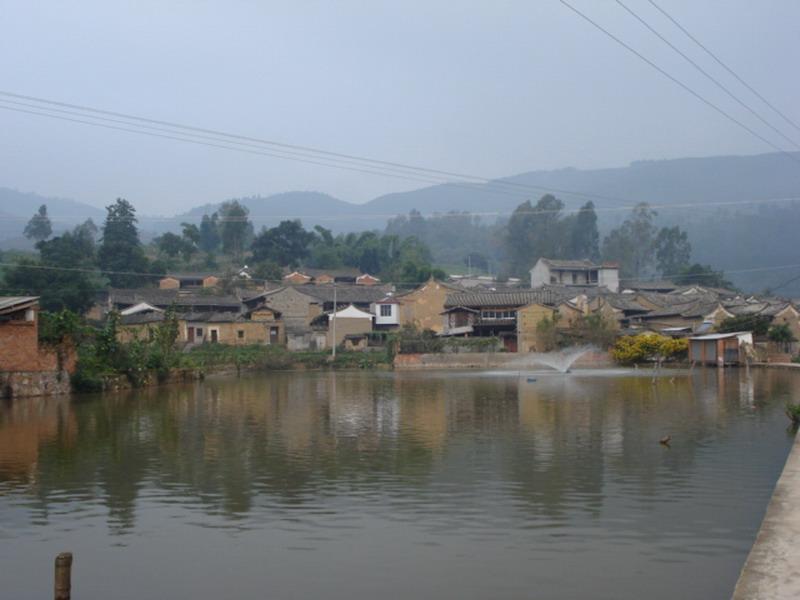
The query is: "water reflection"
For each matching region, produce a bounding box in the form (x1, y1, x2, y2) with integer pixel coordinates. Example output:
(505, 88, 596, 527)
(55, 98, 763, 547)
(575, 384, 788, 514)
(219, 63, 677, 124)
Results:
(0, 368, 796, 600)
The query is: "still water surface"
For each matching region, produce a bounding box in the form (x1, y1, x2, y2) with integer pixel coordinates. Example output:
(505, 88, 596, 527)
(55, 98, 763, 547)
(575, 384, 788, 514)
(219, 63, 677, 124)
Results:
(0, 368, 797, 599)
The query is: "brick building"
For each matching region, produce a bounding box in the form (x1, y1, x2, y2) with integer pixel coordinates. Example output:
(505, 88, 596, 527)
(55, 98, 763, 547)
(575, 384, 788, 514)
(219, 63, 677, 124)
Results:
(0, 297, 76, 399)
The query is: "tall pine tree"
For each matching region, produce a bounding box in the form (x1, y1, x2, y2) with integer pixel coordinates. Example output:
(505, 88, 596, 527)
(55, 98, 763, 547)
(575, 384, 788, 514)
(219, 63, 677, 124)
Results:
(98, 198, 150, 287)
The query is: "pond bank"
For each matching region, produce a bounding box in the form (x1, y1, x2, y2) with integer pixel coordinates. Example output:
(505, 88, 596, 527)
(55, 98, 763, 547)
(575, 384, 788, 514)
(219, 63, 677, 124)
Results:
(393, 351, 614, 370)
(733, 430, 800, 599)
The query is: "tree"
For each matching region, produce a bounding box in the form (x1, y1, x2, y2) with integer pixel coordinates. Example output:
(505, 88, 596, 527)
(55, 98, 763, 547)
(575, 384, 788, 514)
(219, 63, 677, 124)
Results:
(602, 203, 657, 279)
(98, 198, 150, 288)
(568, 201, 600, 260)
(179, 222, 200, 261)
(217, 201, 251, 261)
(655, 226, 691, 276)
(5, 225, 97, 313)
(155, 232, 187, 259)
(505, 195, 566, 276)
(673, 263, 733, 288)
(24, 204, 52, 242)
(198, 213, 221, 253)
(251, 220, 315, 266)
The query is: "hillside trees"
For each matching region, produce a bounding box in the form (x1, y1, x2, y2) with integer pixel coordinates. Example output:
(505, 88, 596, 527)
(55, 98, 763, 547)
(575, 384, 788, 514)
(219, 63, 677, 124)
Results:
(24, 204, 52, 242)
(4, 224, 97, 312)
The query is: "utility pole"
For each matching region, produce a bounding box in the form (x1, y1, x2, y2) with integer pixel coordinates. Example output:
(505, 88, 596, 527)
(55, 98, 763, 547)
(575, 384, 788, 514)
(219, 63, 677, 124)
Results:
(331, 282, 337, 358)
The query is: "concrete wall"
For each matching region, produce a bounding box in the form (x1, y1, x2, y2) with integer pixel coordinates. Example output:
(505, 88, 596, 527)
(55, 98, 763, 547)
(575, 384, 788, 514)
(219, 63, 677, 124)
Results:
(598, 267, 619, 293)
(529, 260, 550, 289)
(394, 351, 613, 370)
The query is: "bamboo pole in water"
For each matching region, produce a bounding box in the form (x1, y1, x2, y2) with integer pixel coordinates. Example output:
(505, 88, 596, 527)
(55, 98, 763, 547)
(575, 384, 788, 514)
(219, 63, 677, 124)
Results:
(54, 552, 72, 600)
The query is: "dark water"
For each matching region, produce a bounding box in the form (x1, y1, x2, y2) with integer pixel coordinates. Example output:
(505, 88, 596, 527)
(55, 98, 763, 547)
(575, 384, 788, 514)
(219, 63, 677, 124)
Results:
(0, 368, 797, 599)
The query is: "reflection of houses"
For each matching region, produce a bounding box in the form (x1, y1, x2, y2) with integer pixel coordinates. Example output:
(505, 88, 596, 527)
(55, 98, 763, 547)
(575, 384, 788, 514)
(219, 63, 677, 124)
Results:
(689, 332, 753, 366)
(530, 258, 619, 293)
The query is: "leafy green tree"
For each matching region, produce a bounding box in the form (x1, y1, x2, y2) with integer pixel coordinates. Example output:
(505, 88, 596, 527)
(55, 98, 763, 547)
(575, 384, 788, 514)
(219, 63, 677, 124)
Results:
(155, 232, 187, 259)
(179, 222, 200, 261)
(198, 213, 221, 253)
(674, 263, 733, 288)
(505, 195, 565, 276)
(252, 260, 283, 282)
(568, 201, 600, 260)
(655, 226, 691, 277)
(4, 226, 96, 313)
(718, 314, 770, 335)
(251, 220, 315, 266)
(768, 324, 796, 344)
(602, 203, 657, 279)
(98, 198, 150, 288)
(24, 204, 52, 241)
(218, 201, 251, 261)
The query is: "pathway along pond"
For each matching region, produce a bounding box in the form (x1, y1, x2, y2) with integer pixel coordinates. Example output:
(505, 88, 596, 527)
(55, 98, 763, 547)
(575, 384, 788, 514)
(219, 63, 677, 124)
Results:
(0, 368, 797, 599)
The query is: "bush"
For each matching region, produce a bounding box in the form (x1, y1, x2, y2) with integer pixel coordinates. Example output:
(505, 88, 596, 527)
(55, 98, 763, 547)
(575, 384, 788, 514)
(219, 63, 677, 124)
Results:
(612, 334, 688, 365)
(786, 403, 800, 425)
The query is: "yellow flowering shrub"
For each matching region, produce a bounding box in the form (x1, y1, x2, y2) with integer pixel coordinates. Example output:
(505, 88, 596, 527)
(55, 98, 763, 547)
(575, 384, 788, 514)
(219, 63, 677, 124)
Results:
(612, 334, 688, 365)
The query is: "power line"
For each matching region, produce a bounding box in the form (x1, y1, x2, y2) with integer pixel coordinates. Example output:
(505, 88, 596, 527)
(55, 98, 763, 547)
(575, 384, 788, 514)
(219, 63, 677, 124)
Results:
(614, 0, 800, 150)
(0, 91, 627, 205)
(646, 0, 800, 135)
(0, 194, 798, 224)
(557, 0, 800, 165)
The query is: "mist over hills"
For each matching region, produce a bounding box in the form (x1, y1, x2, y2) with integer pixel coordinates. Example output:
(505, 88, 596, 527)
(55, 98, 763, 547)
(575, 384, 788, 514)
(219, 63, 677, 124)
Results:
(2, 152, 800, 294)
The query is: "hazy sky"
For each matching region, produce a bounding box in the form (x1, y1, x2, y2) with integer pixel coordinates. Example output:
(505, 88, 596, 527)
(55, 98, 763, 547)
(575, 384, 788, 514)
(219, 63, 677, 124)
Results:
(2, 0, 799, 215)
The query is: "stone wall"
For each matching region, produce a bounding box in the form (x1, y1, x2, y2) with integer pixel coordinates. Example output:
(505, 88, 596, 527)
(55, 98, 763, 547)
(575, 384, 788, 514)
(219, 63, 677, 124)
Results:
(0, 370, 72, 399)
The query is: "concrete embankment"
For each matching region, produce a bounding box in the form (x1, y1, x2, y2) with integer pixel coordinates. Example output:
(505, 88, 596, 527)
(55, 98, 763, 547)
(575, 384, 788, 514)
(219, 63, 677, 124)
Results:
(393, 351, 613, 370)
(732, 431, 800, 599)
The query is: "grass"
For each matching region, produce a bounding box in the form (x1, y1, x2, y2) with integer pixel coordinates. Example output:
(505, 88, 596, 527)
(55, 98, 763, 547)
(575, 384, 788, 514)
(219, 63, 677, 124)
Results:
(178, 344, 392, 372)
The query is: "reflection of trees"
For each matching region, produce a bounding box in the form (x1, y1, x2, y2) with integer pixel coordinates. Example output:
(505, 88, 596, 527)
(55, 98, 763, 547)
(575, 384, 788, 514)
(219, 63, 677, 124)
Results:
(1, 369, 796, 533)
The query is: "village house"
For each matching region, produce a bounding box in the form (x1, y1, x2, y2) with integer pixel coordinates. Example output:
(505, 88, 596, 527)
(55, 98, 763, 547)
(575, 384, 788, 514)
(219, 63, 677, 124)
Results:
(396, 278, 462, 333)
(441, 289, 558, 351)
(158, 272, 220, 290)
(371, 295, 401, 330)
(530, 258, 620, 293)
(688, 332, 754, 367)
(0, 297, 76, 398)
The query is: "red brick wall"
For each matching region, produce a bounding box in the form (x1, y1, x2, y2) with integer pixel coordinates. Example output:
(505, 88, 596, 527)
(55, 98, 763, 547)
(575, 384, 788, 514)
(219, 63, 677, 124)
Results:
(0, 322, 77, 373)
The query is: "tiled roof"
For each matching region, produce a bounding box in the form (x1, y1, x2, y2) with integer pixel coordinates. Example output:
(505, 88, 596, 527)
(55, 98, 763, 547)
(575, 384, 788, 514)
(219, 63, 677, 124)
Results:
(110, 289, 241, 309)
(295, 284, 393, 304)
(541, 258, 606, 270)
(444, 289, 557, 308)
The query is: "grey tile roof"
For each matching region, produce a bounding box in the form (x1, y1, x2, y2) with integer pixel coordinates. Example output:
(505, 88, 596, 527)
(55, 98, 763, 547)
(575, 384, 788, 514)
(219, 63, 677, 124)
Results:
(541, 258, 607, 270)
(444, 289, 557, 308)
(295, 284, 393, 304)
(110, 289, 242, 309)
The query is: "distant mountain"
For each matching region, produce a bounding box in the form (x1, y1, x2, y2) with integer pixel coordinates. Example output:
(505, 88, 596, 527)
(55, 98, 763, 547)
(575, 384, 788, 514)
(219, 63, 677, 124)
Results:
(367, 151, 800, 225)
(171, 152, 800, 232)
(0, 188, 104, 244)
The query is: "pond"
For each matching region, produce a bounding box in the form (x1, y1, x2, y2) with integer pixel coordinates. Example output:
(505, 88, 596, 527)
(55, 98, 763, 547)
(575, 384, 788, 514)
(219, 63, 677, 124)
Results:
(0, 368, 797, 599)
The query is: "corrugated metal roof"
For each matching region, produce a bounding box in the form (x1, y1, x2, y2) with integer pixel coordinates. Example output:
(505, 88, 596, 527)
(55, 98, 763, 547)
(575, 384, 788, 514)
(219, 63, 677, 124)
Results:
(0, 296, 39, 313)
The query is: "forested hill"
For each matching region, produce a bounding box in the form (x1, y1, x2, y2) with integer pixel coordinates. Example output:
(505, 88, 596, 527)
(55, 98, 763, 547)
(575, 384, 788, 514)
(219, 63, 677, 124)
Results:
(173, 151, 800, 231)
(367, 151, 800, 220)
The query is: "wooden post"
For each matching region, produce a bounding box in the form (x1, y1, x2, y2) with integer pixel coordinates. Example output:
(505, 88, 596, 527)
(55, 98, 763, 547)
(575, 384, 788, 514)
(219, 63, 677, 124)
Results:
(54, 552, 72, 600)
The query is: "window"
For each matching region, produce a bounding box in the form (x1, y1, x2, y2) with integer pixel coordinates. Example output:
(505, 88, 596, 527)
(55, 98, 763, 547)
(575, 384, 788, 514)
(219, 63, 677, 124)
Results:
(380, 304, 393, 317)
(196, 328, 203, 337)
(237, 330, 245, 340)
